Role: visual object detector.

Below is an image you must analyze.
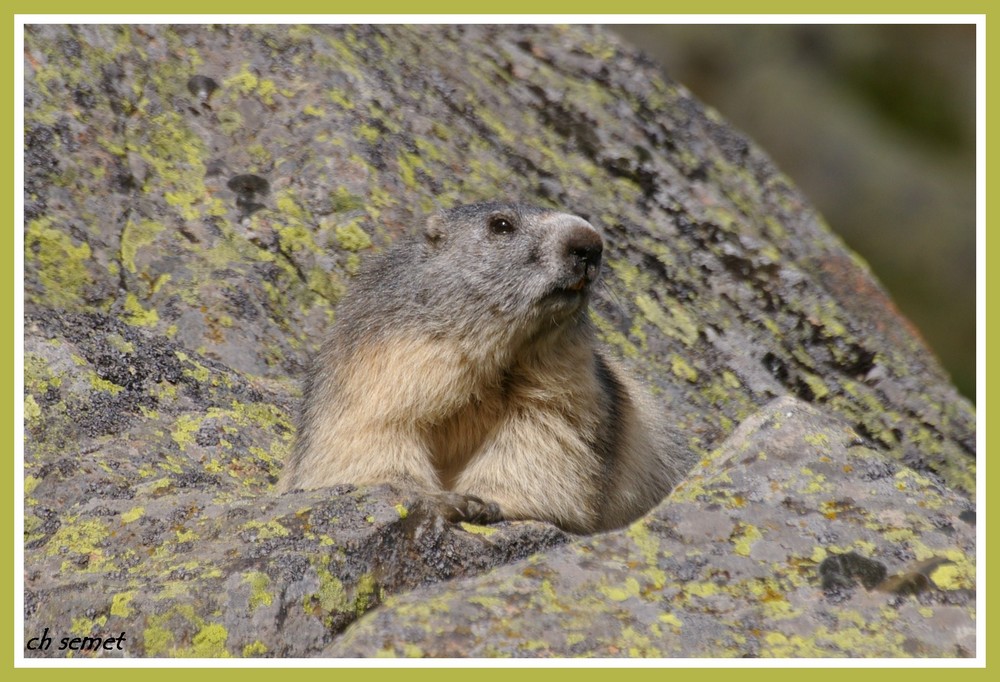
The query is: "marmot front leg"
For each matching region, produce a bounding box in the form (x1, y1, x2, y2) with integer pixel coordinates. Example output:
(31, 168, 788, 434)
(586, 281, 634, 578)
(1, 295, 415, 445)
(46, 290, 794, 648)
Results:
(452, 410, 602, 534)
(292, 412, 504, 525)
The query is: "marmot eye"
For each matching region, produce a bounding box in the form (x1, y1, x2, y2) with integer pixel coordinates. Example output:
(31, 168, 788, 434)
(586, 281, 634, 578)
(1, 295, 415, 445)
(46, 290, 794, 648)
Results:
(489, 216, 515, 234)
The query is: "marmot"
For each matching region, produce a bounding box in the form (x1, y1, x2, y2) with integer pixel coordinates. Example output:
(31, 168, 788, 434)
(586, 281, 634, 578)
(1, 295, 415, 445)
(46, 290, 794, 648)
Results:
(278, 202, 685, 533)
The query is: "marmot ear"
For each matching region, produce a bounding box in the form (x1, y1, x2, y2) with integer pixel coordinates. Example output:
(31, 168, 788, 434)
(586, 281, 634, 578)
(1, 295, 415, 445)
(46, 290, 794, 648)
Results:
(424, 214, 446, 244)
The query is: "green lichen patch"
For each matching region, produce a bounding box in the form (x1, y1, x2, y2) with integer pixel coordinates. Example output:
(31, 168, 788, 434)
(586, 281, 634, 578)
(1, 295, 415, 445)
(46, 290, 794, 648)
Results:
(183, 623, 232, 658)
(334, 221, 372, 252)
(120, 507, 145, 524)
(123, 293, 159, 327)
(239, 519, 290, 541)
(170, 414, 203, 451)
(120, 219, 166, 276)
(24, 394, 42, 424)
(242, 640, 268, 656)
(25, 218, 95, 308)
(223, 64, 277, 107)
(305, 564, 349, 617)
(244, 571, 274, 611)
(599, 577, 642, 602)
(45, 518, 111, 573)
(110, 591, 137, 618)
(635, 294, 700, 347)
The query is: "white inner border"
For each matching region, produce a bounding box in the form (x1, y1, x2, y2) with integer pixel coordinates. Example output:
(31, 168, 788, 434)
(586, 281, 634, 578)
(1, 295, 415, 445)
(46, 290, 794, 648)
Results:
(14, 13, 987, 670)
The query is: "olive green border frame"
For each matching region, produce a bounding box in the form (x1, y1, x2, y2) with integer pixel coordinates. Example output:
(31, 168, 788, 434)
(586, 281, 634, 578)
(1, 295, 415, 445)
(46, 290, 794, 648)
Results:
(6, 2, 989, 677)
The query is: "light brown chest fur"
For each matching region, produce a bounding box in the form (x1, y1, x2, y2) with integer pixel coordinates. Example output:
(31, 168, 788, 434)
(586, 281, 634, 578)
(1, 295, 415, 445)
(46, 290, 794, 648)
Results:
(424, 394, 505, 489)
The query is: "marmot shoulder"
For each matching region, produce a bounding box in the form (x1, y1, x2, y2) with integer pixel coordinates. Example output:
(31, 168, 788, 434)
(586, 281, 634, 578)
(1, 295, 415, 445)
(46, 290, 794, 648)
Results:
(278, 201, 686, 533)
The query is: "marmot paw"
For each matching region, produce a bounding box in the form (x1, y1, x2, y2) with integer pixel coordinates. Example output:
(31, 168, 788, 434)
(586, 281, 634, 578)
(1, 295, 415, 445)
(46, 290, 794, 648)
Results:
(433, 491, 503, 525)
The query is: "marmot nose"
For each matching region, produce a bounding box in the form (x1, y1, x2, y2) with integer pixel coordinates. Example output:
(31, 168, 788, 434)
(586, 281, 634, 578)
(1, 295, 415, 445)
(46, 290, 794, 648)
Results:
(563, 224, 603, 275)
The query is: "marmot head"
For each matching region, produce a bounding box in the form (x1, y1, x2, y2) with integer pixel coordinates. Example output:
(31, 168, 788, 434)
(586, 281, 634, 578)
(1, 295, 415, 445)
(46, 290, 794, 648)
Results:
(423, 202, 603, 328)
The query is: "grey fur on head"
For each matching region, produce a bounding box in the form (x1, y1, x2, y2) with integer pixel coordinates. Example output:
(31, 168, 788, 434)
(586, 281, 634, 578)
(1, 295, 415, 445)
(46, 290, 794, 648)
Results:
(337, 202, 603, 360)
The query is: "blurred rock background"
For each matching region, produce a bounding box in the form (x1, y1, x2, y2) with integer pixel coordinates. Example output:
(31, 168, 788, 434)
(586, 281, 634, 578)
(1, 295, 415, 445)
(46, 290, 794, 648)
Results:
(612, 24, 976, 400)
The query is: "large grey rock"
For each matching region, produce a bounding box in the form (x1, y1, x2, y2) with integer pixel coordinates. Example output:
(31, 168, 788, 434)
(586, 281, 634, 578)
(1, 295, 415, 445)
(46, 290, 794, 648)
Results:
(330, 397, 975, 657)
(23, 24, 975, 658)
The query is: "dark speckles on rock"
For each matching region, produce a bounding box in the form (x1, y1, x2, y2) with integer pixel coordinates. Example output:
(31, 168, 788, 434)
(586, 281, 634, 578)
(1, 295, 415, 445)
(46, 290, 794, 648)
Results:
(879, 572, 932, 597)
(136, 518, 166, 546)
(72, 84, 97, 111)
(24, 124, 59, 221)
(761, 351, 789, 382)
(779, 497, 810, 517)
(174, 471, 222, 490)
(37, 458, 78, 481)
(99, 62, 131, 116)
(32, 311, 186, 389)
(39, 385, 60, 406)
(707, 119, 751, 164)
(959, 509, 975, 525)
(846, 434, 879, 450)
(84, 480, 136, 500)
(819, 551, 888, 595)
(273, 554, 310, 583)
(94, 352, 141, 391)
(229, 379, 264, 405)
(110, 155, 139, 194)
(25, 508, 62, 549)
(248, 539, 292, 560)
(187, 75, 219, 102)
(674, 554, 710, 582)
(167, 566, 199, 581)
(24, 590, 40, 620)
(223, 287, 261, 321)
(793, 376, 821, 403)
(814, 530, 841, 547)
(855, 457, 899, 481)
(929, 513, 957, 534)
(228, 173, 270, 196)
(228, 174, 270, 218)
(536, 177, 565, 203)
(195, 421, 222, 447)
(204, 159, 229, 178)
(58, 35, 83, 61)
(225, 506, 252, 522)
(69, 393, 140, 438)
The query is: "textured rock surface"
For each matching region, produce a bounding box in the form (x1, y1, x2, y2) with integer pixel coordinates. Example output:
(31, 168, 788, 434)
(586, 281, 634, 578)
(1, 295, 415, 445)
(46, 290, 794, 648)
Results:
(23, 24, 976, 658)
(613, 25, 976, 400)
(330, 397, 976, 657)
